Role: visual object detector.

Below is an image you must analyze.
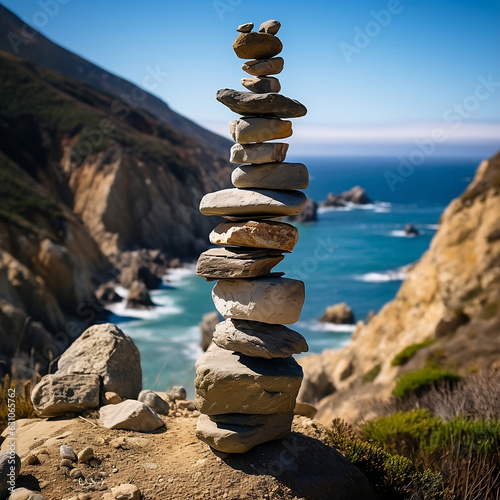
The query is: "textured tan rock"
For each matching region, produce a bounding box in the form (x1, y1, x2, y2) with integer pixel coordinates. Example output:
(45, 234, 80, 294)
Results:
(241, 76, 281, 93)
(217, 89, 307, 118)
(242, 57, 284, 76)
(196, 412, 293, 453)
(194, 344, 303, 415)
(259, 20, 281, 35)
(319, 302, 355, 324)
(233, 32, 283, 59)
(232, 162, 309, 190)
(210, 220, 299, 252)
(213, 318, 308, 358)
(196, 247, 283, 279)
(212, 277, 305, 324)
(230, 142, 289, 164)
(230, 117, 292, 144)
(57, 323, 142, 400)
(200, 188, 307, 218)
(31, 374, 100, 417)
(99, 399, 165, 432)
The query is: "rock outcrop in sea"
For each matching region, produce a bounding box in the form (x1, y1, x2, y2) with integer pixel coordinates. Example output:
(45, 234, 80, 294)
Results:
(194, 20, 310, 454)
(299, 151, 500, 425)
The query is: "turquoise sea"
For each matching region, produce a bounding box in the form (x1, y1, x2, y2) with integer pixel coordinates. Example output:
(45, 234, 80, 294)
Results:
(109, 155, 480, 397)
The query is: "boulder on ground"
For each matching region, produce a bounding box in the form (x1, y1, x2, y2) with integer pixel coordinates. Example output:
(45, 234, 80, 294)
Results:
(138, 390, 170, 415)
(31, 373, 100, 417)
(320, 302, 355, 324)
(57, 323, 142, 400)
(99, 399, 165, 432)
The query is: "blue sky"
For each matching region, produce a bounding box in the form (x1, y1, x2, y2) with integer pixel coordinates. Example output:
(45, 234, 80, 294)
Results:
(2, 0, 499, 156)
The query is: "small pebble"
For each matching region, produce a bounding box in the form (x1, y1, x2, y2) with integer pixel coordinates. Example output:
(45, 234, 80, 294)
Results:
(60, 445, 77, 462)
(77, 446, 94, 463)
(60, 459, 73, 468)
(24, 454, 40, 465)
(70, 468, 83, 479)
(237, 22, 254, 33)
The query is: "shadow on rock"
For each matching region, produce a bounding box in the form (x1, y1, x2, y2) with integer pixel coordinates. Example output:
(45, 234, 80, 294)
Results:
(222, 432, 374, 500)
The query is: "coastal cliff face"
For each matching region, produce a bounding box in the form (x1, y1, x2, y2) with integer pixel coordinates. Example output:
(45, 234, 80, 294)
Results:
(0, 40, 230, 374)
(299, 152, 500, 425)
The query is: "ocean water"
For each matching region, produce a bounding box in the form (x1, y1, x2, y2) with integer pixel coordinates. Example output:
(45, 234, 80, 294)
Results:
(109, 155, 480, 397)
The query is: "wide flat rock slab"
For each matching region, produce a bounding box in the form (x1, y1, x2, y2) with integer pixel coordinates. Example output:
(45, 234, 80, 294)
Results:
(194, 344, 303, 415)
(213, 318, 308, 358)
(232, 162, 309, 190)
(200, 188, 307, 218)
(233, 32, 283, 59)
(217, 89, 307, 119)
(209, 220, 298, 252)
(230, 142, 289, 164)
(230, 117, 292, 144)
(196, 247, 284, 279)
(242, 57, 284, 76)
(212, 277, 305, 324)
(99, 399, 165, 432)
(196, 412, 293, 453)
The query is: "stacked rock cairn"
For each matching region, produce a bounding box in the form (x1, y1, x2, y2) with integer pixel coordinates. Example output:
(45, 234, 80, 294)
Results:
(194, 19, 310, 454)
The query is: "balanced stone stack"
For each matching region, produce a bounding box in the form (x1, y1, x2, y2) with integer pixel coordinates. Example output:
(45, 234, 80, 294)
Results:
(194, 19, 309, 454)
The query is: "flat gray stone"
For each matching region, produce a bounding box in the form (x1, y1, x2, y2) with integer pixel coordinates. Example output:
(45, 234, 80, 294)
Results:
(194, 344, 303, 415)
(242, 57, 284, 76)
(213, 318, 308, 358)
(138, 390, 171, 415)
(31, 374, 100, 417)
(232, 162, 309, 190)
(229, 117, 292, 144)
(99, 399, 165, 432)
(196, 247, 283, 279)
(200, 188, 307, 218)
(59, 445, 77, 461)
(233, 32, 282, 59)
(57, 323, 142, 400)
(236, 22, 253, 33)
(209, 220, 299, 252)
(259, 20, 281, 35)
(217, 89, 307, 119)
(212, 277, 305, 324)
(196, 412, 293, 453)
(241, 76, 281, 93)
(230, 142, 288, 164)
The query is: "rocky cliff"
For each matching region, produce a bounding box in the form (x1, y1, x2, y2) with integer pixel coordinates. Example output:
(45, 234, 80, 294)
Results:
(299, 152, 500, 425)
(0, 21, 231, 375)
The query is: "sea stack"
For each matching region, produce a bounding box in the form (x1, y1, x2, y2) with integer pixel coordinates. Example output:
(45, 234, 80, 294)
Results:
(195, 19, 309, 454)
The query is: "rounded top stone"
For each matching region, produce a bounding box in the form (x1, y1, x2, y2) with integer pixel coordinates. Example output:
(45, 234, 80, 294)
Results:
(237, 22, 254, 33)
(259, 20, 281, 35)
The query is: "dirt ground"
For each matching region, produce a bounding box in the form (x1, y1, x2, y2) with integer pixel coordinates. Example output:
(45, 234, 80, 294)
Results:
(3, 411, 360, 500)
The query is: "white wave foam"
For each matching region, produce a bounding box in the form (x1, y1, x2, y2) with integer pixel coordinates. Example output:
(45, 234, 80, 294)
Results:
(163, 265, 196, 286)
(297, 320, 356, 333)
(390, 230, 417, 238)
(422, 224, 439, 230)
(106, 295, 182, 320)
(355, 269, 407, 282)
(318, 201, 391, 214)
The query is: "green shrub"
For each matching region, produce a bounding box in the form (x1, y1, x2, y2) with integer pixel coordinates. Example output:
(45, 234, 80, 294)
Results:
(329, 418, 448, 499)
(363, 363, 382, 382)
(362, 410, 442, 457)
(391, 340, 435, 366)
(393, 368, 462, 398)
